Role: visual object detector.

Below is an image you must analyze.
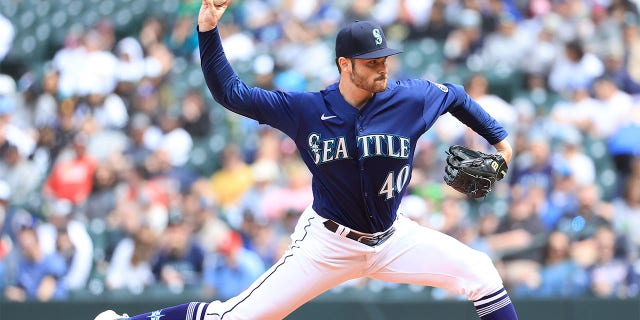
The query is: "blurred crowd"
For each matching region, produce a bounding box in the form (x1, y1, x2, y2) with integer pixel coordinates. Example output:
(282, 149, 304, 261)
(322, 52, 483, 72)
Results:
(1, 0, 640, 304)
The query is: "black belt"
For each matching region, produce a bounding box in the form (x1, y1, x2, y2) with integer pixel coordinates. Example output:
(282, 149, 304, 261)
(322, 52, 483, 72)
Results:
(323, 219, 395, 247)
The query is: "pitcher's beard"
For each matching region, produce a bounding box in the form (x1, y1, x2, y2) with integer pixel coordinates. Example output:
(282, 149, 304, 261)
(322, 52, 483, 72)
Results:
(351, 73, 388, 93)
(371, 78, 388, 92)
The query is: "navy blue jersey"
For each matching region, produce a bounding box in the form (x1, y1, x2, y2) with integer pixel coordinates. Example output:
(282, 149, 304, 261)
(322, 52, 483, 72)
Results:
(199, 28, 507, 233)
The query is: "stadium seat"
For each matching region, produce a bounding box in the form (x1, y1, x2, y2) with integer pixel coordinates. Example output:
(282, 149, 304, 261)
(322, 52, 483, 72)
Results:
(49, 9, 69, 29)
(67, 0, 85, 17)
(18, 10, 36, 30)
(113, 8, 134, 29)
(0, 1, 18, 18)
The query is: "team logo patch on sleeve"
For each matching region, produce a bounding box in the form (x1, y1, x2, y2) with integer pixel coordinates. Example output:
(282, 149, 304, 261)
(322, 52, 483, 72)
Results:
(429, 80, 448, 93)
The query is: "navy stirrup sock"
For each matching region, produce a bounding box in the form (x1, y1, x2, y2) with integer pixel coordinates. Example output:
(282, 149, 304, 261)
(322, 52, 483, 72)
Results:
(473, 288, 518, 320)
(125, 302, 209, 320)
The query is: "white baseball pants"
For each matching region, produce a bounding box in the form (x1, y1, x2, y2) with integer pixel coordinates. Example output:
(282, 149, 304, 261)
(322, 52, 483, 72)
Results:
(204, 206, 503, 319)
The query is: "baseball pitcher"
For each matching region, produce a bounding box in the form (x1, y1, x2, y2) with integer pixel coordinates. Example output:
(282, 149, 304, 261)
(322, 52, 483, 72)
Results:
(95, 0, 517, 319)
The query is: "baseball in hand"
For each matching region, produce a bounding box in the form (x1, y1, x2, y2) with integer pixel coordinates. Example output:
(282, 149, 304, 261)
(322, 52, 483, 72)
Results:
(213, 0, 227, 6)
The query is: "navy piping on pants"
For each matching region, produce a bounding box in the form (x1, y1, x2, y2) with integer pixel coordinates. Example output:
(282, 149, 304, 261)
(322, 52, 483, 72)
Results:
(207, 216, 315, 319)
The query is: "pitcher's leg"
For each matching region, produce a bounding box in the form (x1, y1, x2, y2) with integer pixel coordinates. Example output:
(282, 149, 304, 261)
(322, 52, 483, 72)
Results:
(206, 247, 353, 319)
(94, 303, 210, 320)
(205, 210, 366, 320)
(98, 209, 365, 320)
(369, 216, 517, 319)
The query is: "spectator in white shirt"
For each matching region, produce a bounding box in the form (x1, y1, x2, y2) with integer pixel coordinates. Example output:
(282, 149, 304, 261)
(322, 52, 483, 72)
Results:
(37, 199, 94, 291)
(0, 14, 14, 62)
(549, 40, 604, 95)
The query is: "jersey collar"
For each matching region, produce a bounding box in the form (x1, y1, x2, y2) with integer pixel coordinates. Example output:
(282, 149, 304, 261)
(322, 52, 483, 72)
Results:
(323, 81, 397, 115)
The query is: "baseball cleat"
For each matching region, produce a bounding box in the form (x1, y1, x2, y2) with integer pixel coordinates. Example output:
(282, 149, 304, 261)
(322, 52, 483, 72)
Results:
(93, 310, 129, 320)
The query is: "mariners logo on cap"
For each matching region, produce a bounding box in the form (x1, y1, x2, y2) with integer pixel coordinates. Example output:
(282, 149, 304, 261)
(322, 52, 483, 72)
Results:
(372, 29, 383, 45)
(335, 21, 402, 59)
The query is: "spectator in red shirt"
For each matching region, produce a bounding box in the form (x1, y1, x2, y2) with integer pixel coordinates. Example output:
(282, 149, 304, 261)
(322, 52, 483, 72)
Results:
(42, 133, 97, 205)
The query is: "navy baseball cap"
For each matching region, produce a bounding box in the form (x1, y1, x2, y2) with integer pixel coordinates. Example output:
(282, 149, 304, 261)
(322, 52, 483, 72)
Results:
(335, 21, 402, 59)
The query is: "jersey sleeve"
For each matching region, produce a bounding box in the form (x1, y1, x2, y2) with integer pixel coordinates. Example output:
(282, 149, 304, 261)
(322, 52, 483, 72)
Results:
(438, 82, 508, 145)
(198, 27, 299, 137)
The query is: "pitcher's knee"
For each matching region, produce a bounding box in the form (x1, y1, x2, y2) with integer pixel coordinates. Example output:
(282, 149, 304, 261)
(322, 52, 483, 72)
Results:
(464, 251, 503, 301)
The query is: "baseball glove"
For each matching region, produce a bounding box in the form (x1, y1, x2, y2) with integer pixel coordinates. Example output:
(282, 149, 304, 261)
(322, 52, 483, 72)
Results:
(444, 145, 508, 198)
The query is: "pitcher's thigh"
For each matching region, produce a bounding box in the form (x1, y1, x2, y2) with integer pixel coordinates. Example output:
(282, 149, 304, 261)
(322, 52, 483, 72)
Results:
(208, 224, 363, 320)
(370, 221, 502, 300)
